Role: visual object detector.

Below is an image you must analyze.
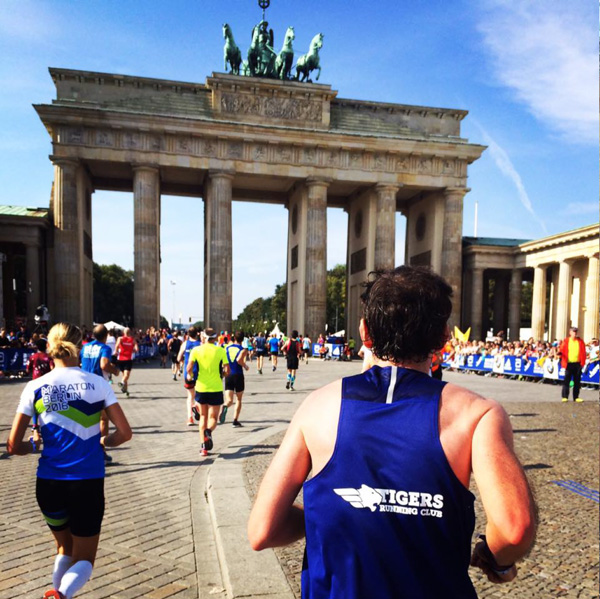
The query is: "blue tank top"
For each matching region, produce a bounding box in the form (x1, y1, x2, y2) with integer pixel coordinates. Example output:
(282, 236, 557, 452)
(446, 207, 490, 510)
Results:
(183, 339, 201, 376)
(301, 366, 477, 599)
(226, 344, 244, 375)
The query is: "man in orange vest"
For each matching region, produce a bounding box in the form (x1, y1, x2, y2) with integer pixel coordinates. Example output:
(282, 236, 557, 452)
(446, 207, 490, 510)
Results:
(558, 326, 586, 403)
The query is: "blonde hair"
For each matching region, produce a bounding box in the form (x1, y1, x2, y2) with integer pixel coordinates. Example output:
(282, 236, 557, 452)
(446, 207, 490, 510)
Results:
(47, 322, 82, 360)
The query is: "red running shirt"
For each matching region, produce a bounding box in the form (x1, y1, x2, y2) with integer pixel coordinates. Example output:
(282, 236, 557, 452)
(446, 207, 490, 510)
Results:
(118, 337, 135, 361)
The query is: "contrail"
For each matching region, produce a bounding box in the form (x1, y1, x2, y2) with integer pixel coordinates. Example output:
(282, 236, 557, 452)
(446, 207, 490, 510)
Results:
(472, 119, 548, 235)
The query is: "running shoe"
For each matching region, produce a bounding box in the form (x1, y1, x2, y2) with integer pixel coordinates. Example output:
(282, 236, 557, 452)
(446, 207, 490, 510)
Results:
(43, 590, 65, 599)
(192, 406, 200, 421)
(561, 397, 568, 402)
(219, 406, 228, 424)
(187, 417, 195, 426)
(103, 450, 113, 464)
(203, 429, 213, 451)
(290, 385, 295, 391)
(273, 366, 276, 372)
(118, 382, 123, 389)
(200, 443, 208, 456)
(173, 374, 177, 381)
(575, 398, 584, 403)
(259, 369, 263, 375)
(286, 381, 290, 389)
(232, 420, 243, 427)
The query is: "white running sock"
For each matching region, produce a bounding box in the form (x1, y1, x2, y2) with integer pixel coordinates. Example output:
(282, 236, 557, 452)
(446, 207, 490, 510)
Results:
(52, 554, 73, 590)
(58, 560, 93, 598)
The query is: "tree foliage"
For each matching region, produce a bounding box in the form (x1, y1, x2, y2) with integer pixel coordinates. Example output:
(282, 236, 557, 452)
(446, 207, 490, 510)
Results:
(93, 263, 134, 325)
(233, 265, 347, 335)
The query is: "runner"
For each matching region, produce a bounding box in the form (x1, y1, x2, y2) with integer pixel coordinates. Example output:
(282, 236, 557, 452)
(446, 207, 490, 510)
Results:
(105, 329, 117, 383)
(156, 331, 169, 368)
(268, 334, 280, 371)
(178, 327, 201, 426)
(283, 330, 302, 390)
(301, 334, 311, 362)
(187, 328, 230, 456)
(7, 322, 132, 599)
(26, 338, 54, 379)
(168, 332, 182, 381)
(221, 330, 249, 427)
(254, 331, 267, 375)
(80, 325, 121, 463)
(114, 327, 138, 396)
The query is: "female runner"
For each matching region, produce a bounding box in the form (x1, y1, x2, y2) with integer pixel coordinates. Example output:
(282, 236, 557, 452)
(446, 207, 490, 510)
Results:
(7, 322, 132, 599)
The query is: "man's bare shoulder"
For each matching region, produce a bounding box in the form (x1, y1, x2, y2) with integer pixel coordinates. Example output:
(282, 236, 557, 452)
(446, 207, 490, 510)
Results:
(440, 381, 501, 429)
(295, 379, 343, 424)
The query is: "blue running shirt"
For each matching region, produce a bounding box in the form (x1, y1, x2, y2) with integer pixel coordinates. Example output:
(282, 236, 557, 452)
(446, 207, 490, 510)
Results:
(80, 340, 112, 378)
(226, 344, 244, 376)
(301, 366, 477, 599)
(17, 367, 118, 480)
(183, 339, 201, 377)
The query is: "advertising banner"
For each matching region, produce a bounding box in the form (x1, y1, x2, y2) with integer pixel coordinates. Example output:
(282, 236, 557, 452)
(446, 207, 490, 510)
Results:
(0, 348, 35, 372)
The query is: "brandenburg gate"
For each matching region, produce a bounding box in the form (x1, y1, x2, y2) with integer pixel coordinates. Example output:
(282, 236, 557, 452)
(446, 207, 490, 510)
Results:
(35, 68, 484, 340)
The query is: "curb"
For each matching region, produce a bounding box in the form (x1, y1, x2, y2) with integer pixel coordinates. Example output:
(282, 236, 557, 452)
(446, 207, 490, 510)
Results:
(195, 423, 295, 599)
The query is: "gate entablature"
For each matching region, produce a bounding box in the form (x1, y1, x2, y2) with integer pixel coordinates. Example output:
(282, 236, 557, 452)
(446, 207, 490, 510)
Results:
(35, 68, 485, 334)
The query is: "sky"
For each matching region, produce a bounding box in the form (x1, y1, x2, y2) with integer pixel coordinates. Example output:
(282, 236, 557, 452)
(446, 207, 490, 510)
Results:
(0, 0, 597, 325)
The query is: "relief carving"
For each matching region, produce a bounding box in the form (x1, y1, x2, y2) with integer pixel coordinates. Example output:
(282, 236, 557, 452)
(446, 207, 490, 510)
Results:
(149, 136, 163, 151)
(177, 138, 191, 152)
(123, 132, 140, 149)
(253, 144, 267, 160)
(68, 128, 84, 144)
(374, 154, 386, 170)
(228, 142, 243, 158)
(96, 130, 113, 147)
(396, 156, 410, 172)
(326, 150, 340, 167)
(442, 159, 455, 174)
(302, 148, 317, 164)
(220, 92, 322, 122)
(417, 158, 432, 173)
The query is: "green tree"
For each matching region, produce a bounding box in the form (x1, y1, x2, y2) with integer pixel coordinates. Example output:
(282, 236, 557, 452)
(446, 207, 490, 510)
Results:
(326, 264, 346, 333)
(93, 263, 134, 325)
(520, 281, 533, 327)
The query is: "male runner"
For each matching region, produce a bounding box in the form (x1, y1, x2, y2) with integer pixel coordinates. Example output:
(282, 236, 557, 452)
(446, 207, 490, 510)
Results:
(80, 324, 120, 462)
(168, 332, 182, 380)
(187, 328, 230, 456)
(221, 331, 249, 427)
(249, 266, 536, 597)
(301, 334, 311, 362)
(268, 334, 280, 371)
(178, 327, 201, 425)
(283, 331, 302, 390)
(114, 328, 138, 396)
(254, 331, 267, 374)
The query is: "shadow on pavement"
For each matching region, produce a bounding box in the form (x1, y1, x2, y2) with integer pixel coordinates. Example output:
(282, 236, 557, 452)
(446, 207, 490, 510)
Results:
(523, 463, 553, 470)
(513, 428, 557, 433)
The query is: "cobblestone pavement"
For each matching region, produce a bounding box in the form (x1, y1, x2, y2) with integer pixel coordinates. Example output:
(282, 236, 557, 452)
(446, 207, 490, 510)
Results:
(243, 368, 599, 599)
(1, 360, 597, 598)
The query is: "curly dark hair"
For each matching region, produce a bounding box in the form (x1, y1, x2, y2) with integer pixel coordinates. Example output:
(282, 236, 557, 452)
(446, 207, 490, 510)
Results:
(360, 266, 452, 364)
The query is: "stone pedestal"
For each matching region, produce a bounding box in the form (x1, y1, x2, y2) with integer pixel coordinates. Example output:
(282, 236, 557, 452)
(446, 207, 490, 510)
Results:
(441, 188, 466, 327)
(470, 268, 484, 340)
(52, 158, 82, 325)
(531, 266, 547, 340)
(133, 165, 161, 331)
(204, 170, 233, 332)
(555, 260, 572, 341)
(508, 269, 522, 341)
(584, 254, 599, 341)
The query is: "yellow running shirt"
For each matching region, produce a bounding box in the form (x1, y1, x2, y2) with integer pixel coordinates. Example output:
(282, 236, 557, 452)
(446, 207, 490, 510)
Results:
(189, 343, 227, 393)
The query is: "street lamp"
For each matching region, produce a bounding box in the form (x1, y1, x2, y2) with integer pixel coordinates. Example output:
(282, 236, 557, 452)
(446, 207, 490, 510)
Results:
(170, 280, 176, 328)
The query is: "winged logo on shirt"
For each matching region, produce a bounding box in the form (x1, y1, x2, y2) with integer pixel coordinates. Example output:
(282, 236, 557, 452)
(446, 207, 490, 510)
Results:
(334, 484, 383, 512)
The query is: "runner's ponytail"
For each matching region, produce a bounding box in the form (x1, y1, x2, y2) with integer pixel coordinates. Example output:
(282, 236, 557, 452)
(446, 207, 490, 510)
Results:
(47, 322, 82, 360)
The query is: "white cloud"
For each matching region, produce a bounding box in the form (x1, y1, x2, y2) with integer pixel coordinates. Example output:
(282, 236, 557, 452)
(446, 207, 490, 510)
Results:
(477, 0, 598, 144)
(560, 202, 600, 216)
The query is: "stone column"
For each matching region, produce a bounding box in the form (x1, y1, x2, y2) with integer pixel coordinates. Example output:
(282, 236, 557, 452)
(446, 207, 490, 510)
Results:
(492, 272, 509, 334)
(470, 267, 484, 340)
(52, 158, 82, 324)
(441, 188, 467, 327)
(508, 268, 523, 341)
(555, 260, 572, 341)
(25, 242, 41, 325)
(374, 184, 398, 270)
(305, 178, 329, 340)
(133, 165, 161, 331)
(531, 266, 547, 340)
(204, 170, 234, 332)
(584, 254, 599, 341)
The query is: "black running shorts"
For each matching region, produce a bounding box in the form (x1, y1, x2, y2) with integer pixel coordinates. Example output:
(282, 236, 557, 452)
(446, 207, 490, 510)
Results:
(36, 477, 105, 537)
(255, 349, 267, 357)
(117, 359, 133, 372)
(224, 373, 245, 392)
(287, 357, 299, 370)
(195, 391, 224, 406)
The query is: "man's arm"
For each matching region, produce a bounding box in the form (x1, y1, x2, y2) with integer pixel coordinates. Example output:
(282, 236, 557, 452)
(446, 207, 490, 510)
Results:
(471, 403, 536, 581)
(237, 349, 249, 371)
(100, 356, 119, 376)
(248, 406, 311, 550)
(177, 340, 187, 364)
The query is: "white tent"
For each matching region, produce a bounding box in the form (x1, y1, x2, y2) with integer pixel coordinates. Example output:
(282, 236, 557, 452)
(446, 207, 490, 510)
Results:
(270, 323, 282, 337)
(103, 320, 125, 331)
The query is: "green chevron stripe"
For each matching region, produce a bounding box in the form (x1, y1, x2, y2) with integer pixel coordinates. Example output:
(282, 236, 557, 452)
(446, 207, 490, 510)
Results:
(62, 407, 101, 428)
(44, 514, 69, 527)
(34, 399, 45, 415)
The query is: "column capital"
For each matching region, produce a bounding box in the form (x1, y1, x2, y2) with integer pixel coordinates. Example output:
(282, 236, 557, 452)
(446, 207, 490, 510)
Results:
(375, 182, 403, 193)
(306, 176, 332, 188)
(132, 163, 160, 174)
(50, 155, 79, 169)
(208, 169, 235, 180)
(444, 186, 470, 198)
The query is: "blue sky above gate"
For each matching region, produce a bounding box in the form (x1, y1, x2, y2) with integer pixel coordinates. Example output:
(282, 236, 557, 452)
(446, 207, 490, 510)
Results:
(0, 0, 597, 324)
